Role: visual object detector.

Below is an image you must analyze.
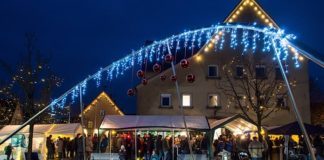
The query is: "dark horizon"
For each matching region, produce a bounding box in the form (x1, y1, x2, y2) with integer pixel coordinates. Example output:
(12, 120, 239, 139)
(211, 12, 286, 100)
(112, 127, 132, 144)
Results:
(0, 0, 323, 115)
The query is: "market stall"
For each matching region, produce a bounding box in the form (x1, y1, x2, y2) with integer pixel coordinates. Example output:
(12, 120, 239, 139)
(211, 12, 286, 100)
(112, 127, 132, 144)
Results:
(97, 115, 210, 160)
(0, 123, 82, 160)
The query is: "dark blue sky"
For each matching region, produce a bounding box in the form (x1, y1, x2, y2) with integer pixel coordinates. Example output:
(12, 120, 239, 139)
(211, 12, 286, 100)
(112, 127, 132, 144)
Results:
(0, 0, 323, 114)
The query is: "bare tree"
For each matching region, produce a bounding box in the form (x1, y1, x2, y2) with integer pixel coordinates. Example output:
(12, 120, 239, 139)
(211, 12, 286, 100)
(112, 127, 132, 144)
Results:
(217, 52, 290, 139)
(0, 33, 62, 160)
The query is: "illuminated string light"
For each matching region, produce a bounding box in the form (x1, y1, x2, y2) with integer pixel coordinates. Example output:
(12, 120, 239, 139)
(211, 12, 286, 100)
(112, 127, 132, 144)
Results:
(45, 24, 300, 110)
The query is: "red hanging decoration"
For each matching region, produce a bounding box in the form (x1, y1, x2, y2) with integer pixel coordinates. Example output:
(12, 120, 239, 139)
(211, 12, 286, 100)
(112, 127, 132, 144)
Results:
(152, 63, 161, 73)
(137, 70, 145, 78)
(127, 88, 135, 96)
(170, 75, 177, 82)
(186, 74, 195, 83)
(180, 59, 189, 68)
(142, 78, 148, 85)
(160, 75, 167, 81)
(164, 54, 173, 63)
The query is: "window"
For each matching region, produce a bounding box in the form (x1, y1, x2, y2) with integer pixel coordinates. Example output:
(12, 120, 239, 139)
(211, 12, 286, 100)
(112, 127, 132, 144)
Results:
(208, 65, 218, 77)
(207, 94, 220, 107)
(160, 94, 171, 107)
(275, 67, 283, 80)
(255, 65, 266, 79)
(276, 95, 287, 108)
(236, 65, 244, 78)
(88, 121, 93, 129)
(182, 94, 192, 107)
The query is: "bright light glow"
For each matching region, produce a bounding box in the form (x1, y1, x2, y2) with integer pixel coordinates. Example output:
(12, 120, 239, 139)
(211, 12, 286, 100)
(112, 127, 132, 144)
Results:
(239, 6, 244, 10)
(265, 19, 269, 23)
(254, 7, 258, 11)
(258, 11, 262, 15)
(208, 43, 213, 48)
(182, 94, 191, 107)
(196, 55, 202, 62)
(298, 56, 304, 61)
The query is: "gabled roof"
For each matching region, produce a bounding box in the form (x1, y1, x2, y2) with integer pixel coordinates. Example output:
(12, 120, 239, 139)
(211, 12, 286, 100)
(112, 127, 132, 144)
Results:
(225, 0, 279, 28)
(83, 91, 124, 115)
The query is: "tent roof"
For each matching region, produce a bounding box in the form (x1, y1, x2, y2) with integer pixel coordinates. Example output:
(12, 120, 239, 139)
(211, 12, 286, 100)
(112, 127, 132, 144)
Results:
(268, 121, 324, 135)
(0, 123, 81, 137)
(209, 114, 257, 133)
(100, 115, 209, 130)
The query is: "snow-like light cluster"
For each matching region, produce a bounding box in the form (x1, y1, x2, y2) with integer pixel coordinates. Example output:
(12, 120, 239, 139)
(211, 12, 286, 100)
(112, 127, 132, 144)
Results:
(49, 23, 299, 110)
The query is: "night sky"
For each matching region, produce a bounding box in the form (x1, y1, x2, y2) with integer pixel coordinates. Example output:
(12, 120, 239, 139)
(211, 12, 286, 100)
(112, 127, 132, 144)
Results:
(0, 0, 323, 114)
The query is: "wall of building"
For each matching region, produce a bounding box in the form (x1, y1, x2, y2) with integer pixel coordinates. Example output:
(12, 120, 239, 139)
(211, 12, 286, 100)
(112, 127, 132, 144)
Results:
(136, 45, 311, 126)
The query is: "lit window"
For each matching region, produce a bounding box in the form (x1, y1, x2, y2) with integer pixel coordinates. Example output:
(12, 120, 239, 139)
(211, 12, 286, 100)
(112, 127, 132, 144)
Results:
(255, 65, 266, 79)
(160, 94, 171, 107)
(236, 65, 244, 78)
(182, 94, 192, 107)
(88, 121, 93, 129)
(208, 65, 218, 77)
(208, 94, 220, 107)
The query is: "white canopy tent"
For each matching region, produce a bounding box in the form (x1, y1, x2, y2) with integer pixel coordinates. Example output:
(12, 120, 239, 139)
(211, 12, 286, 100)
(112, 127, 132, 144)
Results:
(0, 123, 82, 160)
(100, 115, 210, 130)
(209, 114, 258, 137)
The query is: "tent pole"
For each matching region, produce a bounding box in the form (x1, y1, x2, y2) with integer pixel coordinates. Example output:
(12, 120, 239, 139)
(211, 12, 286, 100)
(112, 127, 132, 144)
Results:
(135, 129, 137, 160)
(109, 129, 112, 160)
(79, 87, 86, 160)
(166, 43, 194, 160)
(287, 41, 324, 68)
(172, 129, 175, 160)
(272, 40, 316, 160)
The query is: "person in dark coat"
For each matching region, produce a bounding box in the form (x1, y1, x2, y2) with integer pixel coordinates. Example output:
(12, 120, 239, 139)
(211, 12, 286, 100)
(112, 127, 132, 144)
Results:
(100, 134, 109, 153)
(155, 135, 163, 159)
(92, 133, 99, 153)
(4, 143, 13, 160)
(76, 134, 84, 160)
(46, 135, 54, 160)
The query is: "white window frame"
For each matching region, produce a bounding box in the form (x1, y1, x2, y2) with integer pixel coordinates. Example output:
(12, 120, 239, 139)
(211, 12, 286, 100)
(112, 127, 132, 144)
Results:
(181, 94, 192, 107)
(208, 65, 219, 77)
(160, 94, 172, 107)
(207, 93, 220, 107)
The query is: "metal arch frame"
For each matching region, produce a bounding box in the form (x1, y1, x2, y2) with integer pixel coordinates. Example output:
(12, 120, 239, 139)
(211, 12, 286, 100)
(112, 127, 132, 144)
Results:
(0, 24, 323, 160)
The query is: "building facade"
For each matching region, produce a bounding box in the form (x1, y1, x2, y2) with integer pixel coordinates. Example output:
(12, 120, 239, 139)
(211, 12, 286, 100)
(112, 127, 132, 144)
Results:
(136, 0, 311, 126)
(83, 92, 124, 134)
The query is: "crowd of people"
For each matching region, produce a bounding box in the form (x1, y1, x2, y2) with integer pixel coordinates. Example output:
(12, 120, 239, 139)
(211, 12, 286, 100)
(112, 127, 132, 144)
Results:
(45, 132, 208, 160)
(213, 133, 323, 160)
(45, 131, 323, 160)
(46, 133, 109, 160)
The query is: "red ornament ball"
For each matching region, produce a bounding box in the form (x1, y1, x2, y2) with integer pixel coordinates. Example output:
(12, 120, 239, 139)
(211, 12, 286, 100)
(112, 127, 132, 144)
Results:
(152, 63, 161, 73)
(142, 78, 148, 85)
(170, 75, 177, 82)
(180, 59, 189, 68)
(164, 54, 173, 63)
(137, 70, 145, 78)
(160, 75, 167, 81)
(127, 88, 135, 96)
(186, 74, 195, 83)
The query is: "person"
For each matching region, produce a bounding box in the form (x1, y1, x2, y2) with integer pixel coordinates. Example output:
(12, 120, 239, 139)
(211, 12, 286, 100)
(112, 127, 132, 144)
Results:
(100, 134, 109, 153)
(313, 135, 323, 158)
(265, 136, 272, 160)
(248, 136, 264, 160)
(155, 135, 163, 159)
(57, 137, 64, 159)
(76, 134, 84, 160)
(151, 150, 159, 160)
(162, 136, 170, 160)
(46, 135, 54, 160)
(86, 134, 93, 160)
(92, 133, 99, 153)
(119, 145, 127, 160)
(4, 143, 13, 160)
